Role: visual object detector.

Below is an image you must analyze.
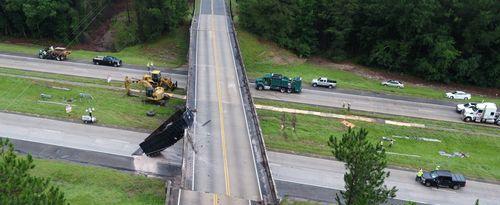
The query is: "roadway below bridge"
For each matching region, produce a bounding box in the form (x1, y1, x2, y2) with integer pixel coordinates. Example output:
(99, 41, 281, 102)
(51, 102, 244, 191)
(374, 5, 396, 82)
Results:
(2, 112, 499, 205)
(0, 52, 469, 124)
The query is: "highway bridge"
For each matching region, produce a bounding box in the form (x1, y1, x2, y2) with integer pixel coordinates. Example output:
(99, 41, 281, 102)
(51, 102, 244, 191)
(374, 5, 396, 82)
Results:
(174, 0, 278, 204)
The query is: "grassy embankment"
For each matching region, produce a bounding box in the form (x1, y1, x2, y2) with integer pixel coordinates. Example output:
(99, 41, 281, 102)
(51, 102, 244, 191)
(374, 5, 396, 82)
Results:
(0, 74, 185, 130)
(237, 30, 500, 105)
(256, 99, 500, 181)
(0, 27, 188, 68)
(32, 159, 164, 205)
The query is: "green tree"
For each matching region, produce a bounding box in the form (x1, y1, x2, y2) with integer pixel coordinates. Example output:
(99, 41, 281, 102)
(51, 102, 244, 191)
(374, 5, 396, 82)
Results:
(0, 138, 67, 205)
(328, 128, 397, 205)
(134, 0, 187, 42)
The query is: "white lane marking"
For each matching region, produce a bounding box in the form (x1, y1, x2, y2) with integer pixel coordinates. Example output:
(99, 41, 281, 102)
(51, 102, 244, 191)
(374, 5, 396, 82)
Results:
(177, 188, 182, 205)
(222, 0, 263, 200)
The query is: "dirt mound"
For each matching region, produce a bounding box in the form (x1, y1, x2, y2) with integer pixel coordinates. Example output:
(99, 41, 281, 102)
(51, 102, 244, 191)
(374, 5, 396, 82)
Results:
(73, 0, 130, 51)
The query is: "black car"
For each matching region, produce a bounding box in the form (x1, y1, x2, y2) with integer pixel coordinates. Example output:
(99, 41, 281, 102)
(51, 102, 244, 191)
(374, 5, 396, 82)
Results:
(419, 170, 466, 190)
(93, 56, 122, 67)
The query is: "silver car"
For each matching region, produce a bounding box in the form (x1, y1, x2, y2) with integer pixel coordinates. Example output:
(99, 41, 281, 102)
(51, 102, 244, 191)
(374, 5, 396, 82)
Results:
(381, 80, 404, 88)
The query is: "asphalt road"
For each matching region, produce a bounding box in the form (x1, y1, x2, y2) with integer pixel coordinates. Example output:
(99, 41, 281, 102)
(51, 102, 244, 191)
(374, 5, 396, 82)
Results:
(180, 0, 261, 203)
(0, 112, 182, 177)
(269, 152, 500, 205)
(3, 112, 499, 205)
(251, 88, 461, 123)
(0, 51, 470, 123)
(0, 53, 188, 88)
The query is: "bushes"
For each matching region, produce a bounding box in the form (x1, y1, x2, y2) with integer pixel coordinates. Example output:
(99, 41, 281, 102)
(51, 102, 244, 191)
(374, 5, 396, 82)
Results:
(238, 0, 500, 87)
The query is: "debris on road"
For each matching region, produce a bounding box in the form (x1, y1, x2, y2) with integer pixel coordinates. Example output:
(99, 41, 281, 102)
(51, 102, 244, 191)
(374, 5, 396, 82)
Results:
(386, 152, 420, 158)
(40, 93, 52, 100)
(392, 135, 441, 143)
(341, 120, 355, 128)
(255, 104, 426, 128)
(51, 86, 70, 91)
(438, 150, 469, 158)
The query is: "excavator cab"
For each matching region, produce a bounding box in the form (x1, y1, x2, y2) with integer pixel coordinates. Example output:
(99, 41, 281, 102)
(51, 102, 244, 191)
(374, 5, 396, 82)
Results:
(151, 70, 161, 83)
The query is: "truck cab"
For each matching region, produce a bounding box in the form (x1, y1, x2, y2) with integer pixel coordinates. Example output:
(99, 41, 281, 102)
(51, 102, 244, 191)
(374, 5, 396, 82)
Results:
(255, 73, 302, 93)
(462, 103, 499, 125)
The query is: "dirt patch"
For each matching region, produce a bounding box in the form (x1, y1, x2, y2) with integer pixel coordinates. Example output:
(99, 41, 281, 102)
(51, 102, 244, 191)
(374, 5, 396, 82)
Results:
(254, 38, 305, 65)
(309, 57, 500, 98)
(75, 0, 131, 51)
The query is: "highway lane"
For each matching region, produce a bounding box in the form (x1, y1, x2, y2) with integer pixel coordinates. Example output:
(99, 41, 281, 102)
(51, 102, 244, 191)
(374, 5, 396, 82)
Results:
(251, 88, 461, 123)
(184, 0, 261, 202)
(0, 53, 188, 88)
(0, 112, 183, 177)
(3, 112, 499, 205)
(0, 52, 467, 123)
(269, 152, 500, 205)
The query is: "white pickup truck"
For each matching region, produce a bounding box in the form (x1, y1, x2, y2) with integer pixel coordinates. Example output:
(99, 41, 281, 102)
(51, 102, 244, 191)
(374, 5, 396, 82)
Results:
(311, 77, 337, 88)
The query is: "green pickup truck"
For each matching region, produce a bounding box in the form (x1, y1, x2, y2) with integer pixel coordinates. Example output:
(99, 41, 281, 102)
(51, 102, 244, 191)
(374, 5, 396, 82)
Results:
(255, 73, 302, 93)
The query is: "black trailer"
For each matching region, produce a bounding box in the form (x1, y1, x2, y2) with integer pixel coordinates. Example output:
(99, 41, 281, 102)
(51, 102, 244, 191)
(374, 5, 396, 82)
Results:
(139, 107, 194, 157)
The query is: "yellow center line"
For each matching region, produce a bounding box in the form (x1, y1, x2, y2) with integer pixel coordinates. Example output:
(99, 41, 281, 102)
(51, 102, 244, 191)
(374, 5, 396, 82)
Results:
(210, 0, 231, 196)
(213, 193, 218, 205)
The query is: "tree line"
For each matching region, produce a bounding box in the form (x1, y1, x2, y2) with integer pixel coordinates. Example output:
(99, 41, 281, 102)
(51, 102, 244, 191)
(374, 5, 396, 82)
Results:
(238, 0, 500, 88)
(0, 0, 187, 44)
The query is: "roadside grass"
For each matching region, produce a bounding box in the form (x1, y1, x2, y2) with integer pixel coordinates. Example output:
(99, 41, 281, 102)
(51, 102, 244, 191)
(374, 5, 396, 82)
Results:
(32, 159, 164, 205)
(0, 76, 185, 130)
(257, 101, 500, 181)
(0, 67, 187, 95)
(237, 30, 500, 105)
(0, 27, 188, 68)
(254, 99, 500, 137)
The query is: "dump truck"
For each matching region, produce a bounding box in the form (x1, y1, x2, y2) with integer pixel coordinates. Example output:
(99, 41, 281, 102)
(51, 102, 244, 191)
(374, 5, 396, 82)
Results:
(38, 46, 71, 61)
(140, 107, 194, 157)
(255, 73, 302, 93)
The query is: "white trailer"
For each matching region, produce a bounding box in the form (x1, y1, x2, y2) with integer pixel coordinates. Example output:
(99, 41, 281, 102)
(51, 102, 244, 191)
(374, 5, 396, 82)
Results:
(462, 103, 500, 125)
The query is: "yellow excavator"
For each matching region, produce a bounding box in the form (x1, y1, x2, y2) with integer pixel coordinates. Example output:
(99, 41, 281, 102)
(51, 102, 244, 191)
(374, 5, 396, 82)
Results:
(144, 70, 177, 91)
(125, 75, 174, 105)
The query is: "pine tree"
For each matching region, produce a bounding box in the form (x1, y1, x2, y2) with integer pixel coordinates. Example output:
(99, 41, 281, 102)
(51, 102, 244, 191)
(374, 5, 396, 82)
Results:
(329, 128, 397, 205)
(0, 139, 67, 205)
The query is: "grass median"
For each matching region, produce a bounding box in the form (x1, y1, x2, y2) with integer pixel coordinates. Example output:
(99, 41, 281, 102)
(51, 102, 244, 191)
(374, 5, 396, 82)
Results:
(237, 30, 500, 105)
(257, 100, 500, 181)
(32, 159, 164, 205)
(0, 75, 185, 130)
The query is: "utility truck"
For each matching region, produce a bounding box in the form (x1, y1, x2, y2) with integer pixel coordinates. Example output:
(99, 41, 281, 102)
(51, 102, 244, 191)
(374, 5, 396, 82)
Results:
(462, 103, 500, 125)
(255, 73, 302, 93)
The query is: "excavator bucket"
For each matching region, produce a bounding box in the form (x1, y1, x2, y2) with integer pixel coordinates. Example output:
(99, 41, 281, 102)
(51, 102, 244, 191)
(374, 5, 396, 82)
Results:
(139, 107, 194, 157)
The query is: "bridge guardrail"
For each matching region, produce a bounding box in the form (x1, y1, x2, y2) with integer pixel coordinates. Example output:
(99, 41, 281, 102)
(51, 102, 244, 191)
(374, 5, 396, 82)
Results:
(225, 1, 279, 203)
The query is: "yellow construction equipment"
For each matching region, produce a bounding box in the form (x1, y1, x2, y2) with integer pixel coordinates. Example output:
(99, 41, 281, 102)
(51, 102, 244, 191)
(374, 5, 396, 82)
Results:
(143, 70, 177, 91)
(125, 76, 173, 105)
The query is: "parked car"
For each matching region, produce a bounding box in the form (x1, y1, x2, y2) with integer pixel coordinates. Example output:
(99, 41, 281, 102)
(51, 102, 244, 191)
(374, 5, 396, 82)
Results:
(419, 170, 466, 190)
(311, 77, 337, 88)
(381, 80, 404, 88)
(446, 91, 471, 100)
(93, 56, 122, 67)
(456, 102, 477, 113)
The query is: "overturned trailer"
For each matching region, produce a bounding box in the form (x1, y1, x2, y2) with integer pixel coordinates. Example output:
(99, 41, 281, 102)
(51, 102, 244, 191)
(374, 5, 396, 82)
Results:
(140, 107, 194, 157)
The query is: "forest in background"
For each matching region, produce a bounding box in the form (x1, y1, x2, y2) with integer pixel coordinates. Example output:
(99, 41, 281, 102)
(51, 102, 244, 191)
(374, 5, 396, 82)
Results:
(0, 0, 188, 45)
(238, 0, 500, 87)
